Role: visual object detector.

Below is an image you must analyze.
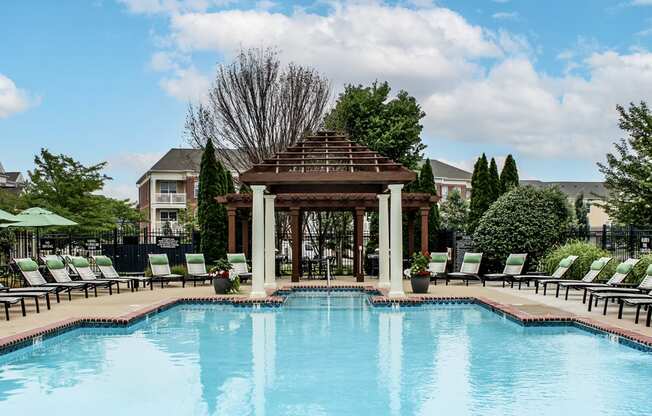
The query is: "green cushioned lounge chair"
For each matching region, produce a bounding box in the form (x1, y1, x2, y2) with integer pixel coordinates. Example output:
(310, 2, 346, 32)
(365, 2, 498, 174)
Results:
(43, 255, 117, 297)
(445, 252, 483, 286)
(185, 254, 212, 286)
(67, 255, 138, 292)
(227, 253, 252, 283)
(427, 252, 448, 285)
(512, 255, 578, 291)
(538, 256, 612, 298)
(92, 255, 153, 290)
(481, 253, 528, 287)
(587, 263, 652, 315)
(559, 258, 639, 304)
(14, 257, 88, 301)
(148, 254, 183, 288)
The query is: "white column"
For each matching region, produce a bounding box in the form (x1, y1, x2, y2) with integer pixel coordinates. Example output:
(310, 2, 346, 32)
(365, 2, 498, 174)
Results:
(377, 194, 390, 289)
(250, 185, 266, 298)
(388, 184, 405, 297)
(264, 195, 276, 290)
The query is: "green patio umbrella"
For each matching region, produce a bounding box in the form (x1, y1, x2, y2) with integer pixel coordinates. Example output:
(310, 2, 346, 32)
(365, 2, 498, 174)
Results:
(1, 207, 78, 258)
(0, 209, 19, 224)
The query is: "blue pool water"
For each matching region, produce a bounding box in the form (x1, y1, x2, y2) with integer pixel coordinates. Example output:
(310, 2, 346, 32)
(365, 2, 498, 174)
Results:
(1, 291, 652, 415)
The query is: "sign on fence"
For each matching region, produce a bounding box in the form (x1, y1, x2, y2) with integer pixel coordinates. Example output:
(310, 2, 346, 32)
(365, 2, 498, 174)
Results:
(156, 236, 180, 249)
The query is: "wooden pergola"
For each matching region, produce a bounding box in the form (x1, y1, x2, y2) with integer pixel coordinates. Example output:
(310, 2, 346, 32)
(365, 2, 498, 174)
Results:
(218, 131, 437, 297)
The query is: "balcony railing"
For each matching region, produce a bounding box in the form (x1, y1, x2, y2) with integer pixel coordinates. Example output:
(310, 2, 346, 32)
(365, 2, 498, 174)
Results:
(155, 193, 186, 204)
(154, 221, 183, 233)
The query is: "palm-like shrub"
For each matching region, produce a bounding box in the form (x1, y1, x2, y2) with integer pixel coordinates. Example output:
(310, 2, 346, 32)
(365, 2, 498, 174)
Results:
(473, 186, 573, 272)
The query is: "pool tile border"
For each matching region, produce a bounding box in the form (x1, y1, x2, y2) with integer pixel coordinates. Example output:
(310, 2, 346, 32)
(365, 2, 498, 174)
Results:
(0, 286, 651, 355)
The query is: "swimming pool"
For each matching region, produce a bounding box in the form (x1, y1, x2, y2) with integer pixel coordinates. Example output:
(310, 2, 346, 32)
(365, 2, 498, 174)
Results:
(1, 290, 651, 415)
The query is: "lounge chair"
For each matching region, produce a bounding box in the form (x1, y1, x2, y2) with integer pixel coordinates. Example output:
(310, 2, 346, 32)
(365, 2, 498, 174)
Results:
(148, 254, 183, 288)
(43, 256, 116, 297)
(559, 258, 639, 304)
(185, 254, 212, 286)
(227, 253, 252, 283)
(445, 252, 483, 286)
(538, 256, 612, 298)
(428, 252, 448, 285)
(513, 255, 578, 291)
(67, 255, 134, 292)
(587, 264, 652, 315)
(14, 258, 88, 300)
(481, 253, 528, 287)
(0, 296, 25, 320)
(92, 255, 153, 290)
(618, 297, 652, 326)
(0, 283, 54, 312)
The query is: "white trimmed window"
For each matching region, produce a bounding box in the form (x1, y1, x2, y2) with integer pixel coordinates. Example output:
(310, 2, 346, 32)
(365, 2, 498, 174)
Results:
(159, 181, 177, 194)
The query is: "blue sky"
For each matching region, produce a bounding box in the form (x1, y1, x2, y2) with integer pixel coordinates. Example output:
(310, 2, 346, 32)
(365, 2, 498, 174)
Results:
(1, 0, 651, 201)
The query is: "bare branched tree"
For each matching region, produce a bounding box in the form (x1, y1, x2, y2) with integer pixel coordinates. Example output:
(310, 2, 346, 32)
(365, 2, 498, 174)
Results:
(186, 47, 331, 172)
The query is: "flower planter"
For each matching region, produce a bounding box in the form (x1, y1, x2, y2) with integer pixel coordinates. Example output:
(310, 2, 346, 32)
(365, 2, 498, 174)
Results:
(410, 274, 431, 294)
(213, 277, 232, 294)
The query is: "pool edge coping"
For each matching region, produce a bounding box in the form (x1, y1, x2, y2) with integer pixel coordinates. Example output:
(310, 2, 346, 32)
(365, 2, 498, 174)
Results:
(0, 285, 651, 355)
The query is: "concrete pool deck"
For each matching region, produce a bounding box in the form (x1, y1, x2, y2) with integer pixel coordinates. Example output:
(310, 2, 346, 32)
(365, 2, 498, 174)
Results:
(0, 277, 651, 342)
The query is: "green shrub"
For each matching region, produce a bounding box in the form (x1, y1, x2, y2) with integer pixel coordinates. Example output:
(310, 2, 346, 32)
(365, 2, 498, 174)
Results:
(540, 241, 611, 280)
(170, 265, 188, 277)
(473, 186, 574, 272)
(629, 254, 652, 284)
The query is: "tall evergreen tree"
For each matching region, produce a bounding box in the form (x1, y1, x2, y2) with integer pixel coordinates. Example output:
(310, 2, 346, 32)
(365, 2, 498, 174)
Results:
(197, 140, 227, 263)
(468, 154, 491, 233)
(440, 189, 468, 231)
(488, 157, 500, 202)
(500, 154, 519, 194)
(418, 159, 441, 252)
(575, 193, 590, 235)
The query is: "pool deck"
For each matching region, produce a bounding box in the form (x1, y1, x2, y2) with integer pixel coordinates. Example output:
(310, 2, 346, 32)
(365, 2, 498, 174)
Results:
(1, 277, 651, 346)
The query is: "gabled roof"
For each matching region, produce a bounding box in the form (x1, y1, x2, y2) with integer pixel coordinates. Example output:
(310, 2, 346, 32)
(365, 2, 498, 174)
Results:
(137, 148, 246, 184)
(239, 132, 416, 186)
(427, 160, 472, 181)
(520, 180, 607, 199)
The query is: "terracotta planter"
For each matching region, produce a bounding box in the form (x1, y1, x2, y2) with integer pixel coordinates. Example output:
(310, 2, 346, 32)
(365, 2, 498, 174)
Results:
(411, 274, 430, 294)
(213, 277, 232, 294)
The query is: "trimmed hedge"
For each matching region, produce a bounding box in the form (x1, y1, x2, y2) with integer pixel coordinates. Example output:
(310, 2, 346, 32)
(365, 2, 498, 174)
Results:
(473, 186, 573, 272)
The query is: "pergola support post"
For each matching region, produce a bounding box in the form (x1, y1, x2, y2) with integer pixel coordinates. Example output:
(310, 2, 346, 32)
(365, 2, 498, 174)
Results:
(241, 214, 250, 258)
(388, 184, 405, 297)
(290, 208, 301, 282)
(377, 194, 390, 289)
(227, 208, 237, 254)
(264, 195, 276, 290)
(250, 185, 266, 298)
(420, 207, 430, 254)
(354, 207, 365, 282)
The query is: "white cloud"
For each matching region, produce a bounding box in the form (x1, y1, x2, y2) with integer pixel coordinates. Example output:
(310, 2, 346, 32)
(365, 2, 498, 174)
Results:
(160, 66, 211, 102)
(631, 0, 652, 5)
(424, 52, 652, 158)
(0, 74, 38, 118)
(106, 152, 164, 172)
(100, 182, 139, 201)
(119, 1, 652, 164)
(492, 11, 518, 20)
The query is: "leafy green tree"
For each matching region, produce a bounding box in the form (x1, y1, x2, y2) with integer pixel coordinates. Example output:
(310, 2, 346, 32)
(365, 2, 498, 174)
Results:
(598, 102, 652, 225)
(23, 149, 141, 232)
(499, 154, 519, 194)
(198, 139, 227, 263)
(468, 154, 491, 233)
(488, 157, 500, 202)
(440, 189, 468, 231)
(324, 81, 426, 169)
(418, 160, 440, 251)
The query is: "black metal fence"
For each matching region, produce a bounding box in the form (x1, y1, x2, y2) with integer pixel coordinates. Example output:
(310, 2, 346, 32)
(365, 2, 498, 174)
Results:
(9, 227, 199, 273)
